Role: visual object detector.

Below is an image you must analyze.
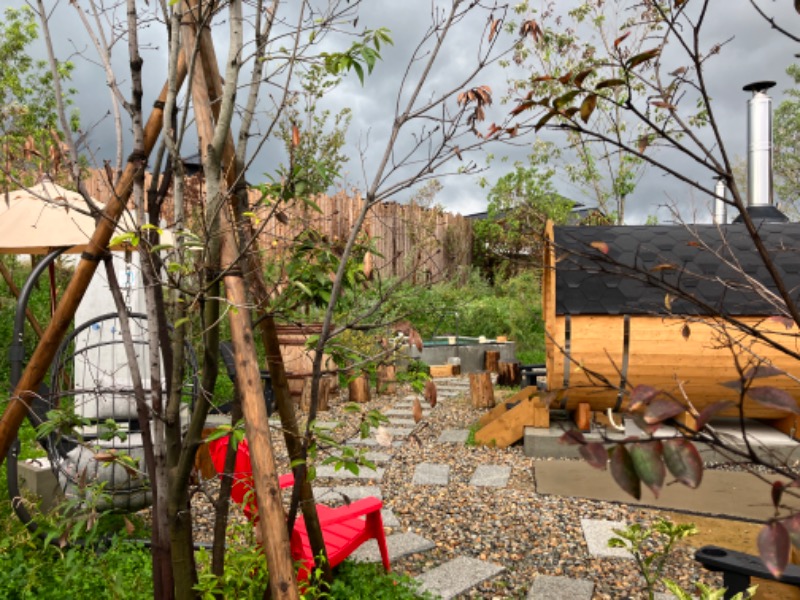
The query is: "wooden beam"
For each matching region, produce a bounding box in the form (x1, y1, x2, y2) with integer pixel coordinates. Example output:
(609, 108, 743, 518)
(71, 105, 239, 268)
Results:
(0, 56, 188, 464)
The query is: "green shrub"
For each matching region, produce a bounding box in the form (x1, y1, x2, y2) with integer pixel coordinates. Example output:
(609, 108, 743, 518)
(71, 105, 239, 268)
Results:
(326, 561, 437, 599)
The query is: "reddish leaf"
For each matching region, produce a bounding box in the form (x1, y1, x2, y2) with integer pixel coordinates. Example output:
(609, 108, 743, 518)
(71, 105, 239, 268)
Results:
(425, 380, 437, 408)
(626, 47, 661, 70)
(695, 401, 736, 430)
(747, 387, 800, 415)
(758, 521, 791, 579)
(590, 240, 609, 254)
(614, 31, 631, 48)
(579, 94, 597, 123)
(643, 397, 685, 424)
(610, 445, 641, 500)
(638, 134, 650, 154)
(772, 481, 785, 509)
(768, 315, 794, 330)
(560, 429, 586, 446)
(781, 513, 800, 549)
(579, 442, 609, 470)
(595, 78, 626, 90)
(629, 441, 666, 497)
(681, 323, 691, 340)
(628, 384, 659, 411)
(630, 412, 661, 436)
(662, 438, 703, 488)
(413, 397, 423, 423)
(488, 18, 501, 42)
(291, 124, 301, 147)
(573, 68, 594, 87)
(650, 263, 677, 272)
(742, 365, 784, 381)
(558, 71, 573, 85)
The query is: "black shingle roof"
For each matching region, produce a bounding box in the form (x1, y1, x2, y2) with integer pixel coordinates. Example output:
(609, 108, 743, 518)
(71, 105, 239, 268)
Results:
(553, 224, 800, 316)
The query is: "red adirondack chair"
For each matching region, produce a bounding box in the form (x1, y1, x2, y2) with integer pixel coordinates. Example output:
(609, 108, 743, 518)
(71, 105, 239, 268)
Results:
(207, 436, 391, 581)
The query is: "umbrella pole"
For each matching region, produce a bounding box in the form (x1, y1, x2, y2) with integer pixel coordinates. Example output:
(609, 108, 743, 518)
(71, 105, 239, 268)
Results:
(0, 53, 188, 465)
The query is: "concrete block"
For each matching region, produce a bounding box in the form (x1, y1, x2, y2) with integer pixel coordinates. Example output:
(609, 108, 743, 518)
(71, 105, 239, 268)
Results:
(351, 532, 435, 563)
(527, 575, 594, 599)
(437, 429, 469, 443)
(469, 465, 511, 487)
(412, 462, 450, 485)
(416, 556, 505, 600)
(17, 458, 62, 513)
(580, 519, 632, 559)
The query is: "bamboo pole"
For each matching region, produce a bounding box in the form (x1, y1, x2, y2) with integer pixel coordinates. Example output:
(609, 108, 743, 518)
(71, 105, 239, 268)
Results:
(0, 57, 188, 464)
(183, 8, 298, 595)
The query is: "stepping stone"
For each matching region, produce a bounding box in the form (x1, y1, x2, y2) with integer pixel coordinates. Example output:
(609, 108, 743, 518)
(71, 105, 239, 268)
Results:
(388, 417, 416, 427)
(314, 485, 382, 503)
(580, 519, 631, 559)
(527, 575, 594, 599)
(314, 465, 384, 482)
(469, 465, 511, 487)
(385, 408, 429, 417)
(412, 463, 450, 486)
(438, 429, 469, 443)
(346, 437, 403, 448)
(351, 532, 435, 564)
(363, 451, 392, 464)
(385, 427, 414, 437)
(381, 508, 400, 528)
(416, 556, 505, 600)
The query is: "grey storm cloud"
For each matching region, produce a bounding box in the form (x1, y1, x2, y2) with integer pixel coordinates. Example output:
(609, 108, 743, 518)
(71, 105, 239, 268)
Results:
(4, 0, 799, 223)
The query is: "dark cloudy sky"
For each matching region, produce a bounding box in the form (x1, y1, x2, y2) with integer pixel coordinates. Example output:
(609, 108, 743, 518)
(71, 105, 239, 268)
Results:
(4, 0, 799, 223)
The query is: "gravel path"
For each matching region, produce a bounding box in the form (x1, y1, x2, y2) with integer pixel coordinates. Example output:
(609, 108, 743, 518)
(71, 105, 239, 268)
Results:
(194, 378, 726, 599)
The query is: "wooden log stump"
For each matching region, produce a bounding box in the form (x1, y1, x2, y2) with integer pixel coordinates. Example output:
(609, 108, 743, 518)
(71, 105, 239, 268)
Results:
(469, 371, 494, 409)
(376, 365, 397, 395)
(497, 361, 521, 386)
(484, 350, 500, 373)
(348, 374, 371, 404)
(300, 375, 333, 412)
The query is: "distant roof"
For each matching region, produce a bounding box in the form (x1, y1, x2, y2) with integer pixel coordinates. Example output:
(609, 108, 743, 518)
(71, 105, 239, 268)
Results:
(553, 223, 800, 316)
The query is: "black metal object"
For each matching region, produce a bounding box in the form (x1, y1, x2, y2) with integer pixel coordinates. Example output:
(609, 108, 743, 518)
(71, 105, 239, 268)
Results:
(694, 545, 800, 598)
(219, 341, 276, 416)
(520, 364, 546, 389)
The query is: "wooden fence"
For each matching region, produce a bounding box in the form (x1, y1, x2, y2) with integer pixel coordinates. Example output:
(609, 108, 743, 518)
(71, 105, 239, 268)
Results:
(84, 171, 473, 284)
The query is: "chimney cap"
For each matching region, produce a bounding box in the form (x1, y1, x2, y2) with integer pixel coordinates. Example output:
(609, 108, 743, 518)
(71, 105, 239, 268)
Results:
(743, 81, 776, 93)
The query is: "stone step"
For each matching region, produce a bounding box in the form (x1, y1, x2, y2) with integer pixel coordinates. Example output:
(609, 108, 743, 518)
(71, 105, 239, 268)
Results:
(469, 465, 511, 487)
(527, 575, 595, 599)
(387, 417, 416, 427)
(313, 485, 382, 504)
(314, 464, 384, 482)
(412, 462, 450, 486)
(416, 556, 505, 600)
(437, 429, 469, 444)
(580, 519, 631, 559)
(350, 532, 435, 564)
(384, 408, 430, 418)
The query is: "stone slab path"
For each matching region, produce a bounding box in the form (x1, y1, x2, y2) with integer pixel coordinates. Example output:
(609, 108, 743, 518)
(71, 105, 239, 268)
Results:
(311, 376, 629, 598)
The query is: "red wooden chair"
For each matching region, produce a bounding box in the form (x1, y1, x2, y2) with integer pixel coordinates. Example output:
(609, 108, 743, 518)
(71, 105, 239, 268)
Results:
(207, 436, 391, 581)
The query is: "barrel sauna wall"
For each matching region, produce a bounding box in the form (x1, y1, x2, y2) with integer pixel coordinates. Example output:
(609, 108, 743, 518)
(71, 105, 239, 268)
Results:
(275, 324, 338, 400)
(543, 221, 800, 419)
(544, 313, 800, 418)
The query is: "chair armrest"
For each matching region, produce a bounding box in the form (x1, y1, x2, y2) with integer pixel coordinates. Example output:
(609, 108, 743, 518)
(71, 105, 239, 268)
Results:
(314, 497, 383, 528)
(279, 473, 295, 488)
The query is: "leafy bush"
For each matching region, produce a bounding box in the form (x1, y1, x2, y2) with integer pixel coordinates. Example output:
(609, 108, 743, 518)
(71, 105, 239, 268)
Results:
(326, 561, 436, 599)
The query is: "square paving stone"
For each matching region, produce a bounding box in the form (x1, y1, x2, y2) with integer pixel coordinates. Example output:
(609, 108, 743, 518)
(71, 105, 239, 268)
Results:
(527, 575, 594, 599)
(412, 463, 450, 486)
(314, 465, 384, 482)
(469, 465, 511, 487)
(416, 556, 505, 600)
(580, 519, 632, 559)
(381, 508, 400, 528)
(313, 485, 382, 504)
(350, 532, 435, 563)
(388, 417, 417, 426)
(437, 429, 469, 443)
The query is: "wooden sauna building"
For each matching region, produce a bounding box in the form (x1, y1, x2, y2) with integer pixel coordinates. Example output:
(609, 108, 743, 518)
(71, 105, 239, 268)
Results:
(542, 221, 800, 430)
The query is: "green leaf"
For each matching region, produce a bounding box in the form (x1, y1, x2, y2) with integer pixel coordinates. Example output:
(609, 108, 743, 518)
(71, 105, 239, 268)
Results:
(595, 78, 626, 90)
(352, 61, 365, 85)
(629, 441, 665, 497)
(626, 48, 661, 70)
(662, 438, 703, 488)
(610, 444, 641, 500)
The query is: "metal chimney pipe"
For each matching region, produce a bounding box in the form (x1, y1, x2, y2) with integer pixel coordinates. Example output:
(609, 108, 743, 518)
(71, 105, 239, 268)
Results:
(713, 177, 727, 224)
(743, 81, 776, 208)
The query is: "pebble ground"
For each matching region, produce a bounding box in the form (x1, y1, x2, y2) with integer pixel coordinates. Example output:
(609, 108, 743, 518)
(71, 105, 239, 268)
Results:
(191, 378, 727, 599)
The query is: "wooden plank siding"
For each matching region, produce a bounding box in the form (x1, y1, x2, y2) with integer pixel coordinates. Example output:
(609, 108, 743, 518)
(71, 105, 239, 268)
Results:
(83, 170, 473, 284)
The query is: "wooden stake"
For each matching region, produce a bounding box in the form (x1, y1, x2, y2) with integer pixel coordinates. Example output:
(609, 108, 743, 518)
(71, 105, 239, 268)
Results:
(469, 371, 494, 409)
(0, 57, 188, 464)
(484, 350, 500, 373)
(348, 374, 371, 404)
